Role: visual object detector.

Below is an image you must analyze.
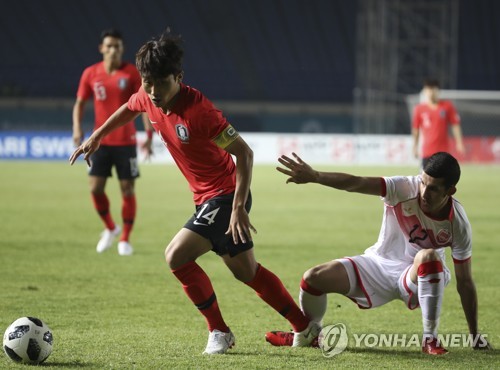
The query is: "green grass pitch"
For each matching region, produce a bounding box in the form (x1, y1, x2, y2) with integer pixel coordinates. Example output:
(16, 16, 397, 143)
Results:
(0, 161, 498, 369)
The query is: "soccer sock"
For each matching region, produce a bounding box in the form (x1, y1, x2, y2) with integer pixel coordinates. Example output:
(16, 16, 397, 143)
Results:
(172, 261, 229, 332)
(120, 194, 136, 242)
(417, 260, 444, 339)
(299, 278, 327, 325)
(91, 193, 115, 230)
(245, 264, 310, 333)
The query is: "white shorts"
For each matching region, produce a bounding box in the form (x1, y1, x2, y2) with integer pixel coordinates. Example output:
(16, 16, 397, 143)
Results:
(338, 253, 450, 310)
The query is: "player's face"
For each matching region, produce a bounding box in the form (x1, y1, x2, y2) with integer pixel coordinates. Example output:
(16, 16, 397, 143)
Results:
(142, 74, 182, 109)
(422, 86, 439, 104)
(419, 172, 454, 216)
(99, 36, 124, 63)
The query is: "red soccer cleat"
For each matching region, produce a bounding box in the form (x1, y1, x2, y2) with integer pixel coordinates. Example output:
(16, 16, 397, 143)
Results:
(422, 337, 449, 355)
(265, 330, 320, 348)
(265, 331, 294, 346)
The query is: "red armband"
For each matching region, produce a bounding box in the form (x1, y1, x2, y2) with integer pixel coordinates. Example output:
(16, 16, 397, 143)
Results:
(146, 130, 153, 140)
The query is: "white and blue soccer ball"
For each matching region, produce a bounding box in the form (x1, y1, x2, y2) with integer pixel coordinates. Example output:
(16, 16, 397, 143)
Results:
(3, 317, 53, 364)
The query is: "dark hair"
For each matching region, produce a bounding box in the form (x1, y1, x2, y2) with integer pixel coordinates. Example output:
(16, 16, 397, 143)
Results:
(100, 29, 123, 43)
(423, 78, 440, 88)
(135, 29, 184, 80)
(423, 152, 461, 188)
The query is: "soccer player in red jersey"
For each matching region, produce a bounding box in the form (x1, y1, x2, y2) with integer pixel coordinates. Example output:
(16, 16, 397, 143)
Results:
(265, 152, 491, 355)
(412, 78, 465, 166)
(72, 29, 153, 256)
(70, 30, 315, 354)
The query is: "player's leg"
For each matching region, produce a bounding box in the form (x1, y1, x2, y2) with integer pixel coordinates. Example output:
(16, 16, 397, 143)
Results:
(300, 260, 350, 323)
(166, 228, 232, 354)
(221, 249, 310, 335)
(88, 146, 121, 252)
(114, 145, 139, 255)
(263, 260, 349, 347)
(408, 249, 447, 354)
(117, 179, 135, 255)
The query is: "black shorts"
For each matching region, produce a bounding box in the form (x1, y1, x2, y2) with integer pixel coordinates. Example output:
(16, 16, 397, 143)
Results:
(184, 192, 254, 257)
(89, 145, 139, 180)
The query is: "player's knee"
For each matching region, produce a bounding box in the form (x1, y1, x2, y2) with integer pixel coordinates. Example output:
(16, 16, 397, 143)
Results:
(120, 182, 135, 196)
(165, 244, 190, 269)
(231, 268, 256, 283)
(416, 248, 440, 262)
(415, 249, 441, 264)
(303, 266, 323, 286)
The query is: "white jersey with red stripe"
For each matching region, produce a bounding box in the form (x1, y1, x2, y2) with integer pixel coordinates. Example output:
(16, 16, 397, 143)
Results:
(364, 176, 472, 267)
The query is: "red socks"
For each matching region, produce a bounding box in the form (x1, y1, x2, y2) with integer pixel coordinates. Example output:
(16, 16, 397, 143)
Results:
(121, 194, 136, 242)
(172, 261, 229, 332)
(91, 193, 136, 242)
(91, 193, 115, 230)
(245, 264, 309, 332)
(172, 262, 310, 333)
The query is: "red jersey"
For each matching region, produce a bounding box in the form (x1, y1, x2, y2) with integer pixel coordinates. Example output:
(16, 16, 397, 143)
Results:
(127, 84, 239, 205)
(412, 100, 460, 158)
(77, 61, 141, 146)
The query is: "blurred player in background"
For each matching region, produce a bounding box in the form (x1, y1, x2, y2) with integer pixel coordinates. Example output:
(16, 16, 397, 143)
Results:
(412, 78, 465, 166)
(266, 151, 491, 355)
(72, 29, 153, 256)
(70, 29, 316, 354)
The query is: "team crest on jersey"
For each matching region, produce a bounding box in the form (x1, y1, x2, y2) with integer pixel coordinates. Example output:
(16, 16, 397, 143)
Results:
(175, 123, 189, 143)
(118, 78, 128, 90)
(436, 229, 451, 244)
(440, 109, 446, 118)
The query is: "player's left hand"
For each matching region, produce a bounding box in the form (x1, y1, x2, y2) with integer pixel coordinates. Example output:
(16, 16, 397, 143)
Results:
(226, 207, 257, 245)
(472, 334, 493, 350)
(277, 152, 318, 184)
(141, 138, 154, 161)
(69, 136, 101, 166)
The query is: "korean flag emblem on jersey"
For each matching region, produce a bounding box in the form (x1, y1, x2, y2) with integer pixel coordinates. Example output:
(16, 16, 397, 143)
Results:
(118, 78, 128, 90)
(175, 123, 190, 143)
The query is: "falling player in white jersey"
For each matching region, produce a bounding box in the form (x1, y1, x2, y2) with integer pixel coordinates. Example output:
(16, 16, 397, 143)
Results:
(265, 151, 491, 355)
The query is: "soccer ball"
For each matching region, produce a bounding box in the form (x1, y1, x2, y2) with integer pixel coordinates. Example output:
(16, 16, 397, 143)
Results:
(3, 317, 53, 364)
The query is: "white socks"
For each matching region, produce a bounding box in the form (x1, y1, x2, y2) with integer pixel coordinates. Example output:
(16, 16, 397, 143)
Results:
(299, 279, 327, 325)
(417, 261, 444, 338)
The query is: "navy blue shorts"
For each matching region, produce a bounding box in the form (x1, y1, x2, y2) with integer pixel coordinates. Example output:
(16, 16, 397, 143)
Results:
(89, 145, 139, 179)
(184, 192, 254, 257)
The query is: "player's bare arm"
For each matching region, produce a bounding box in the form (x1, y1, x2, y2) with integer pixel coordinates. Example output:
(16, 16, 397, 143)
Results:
(411, 127, 420, 159)
(72, 98, 87, 146)
(454, 260, 492, 350)
(277, 152, 382, 196)
(69, 103, 140, 165)
(141, 113, 154, 160)
(223, 136, 257, 245)
(451, 124, 466, 155)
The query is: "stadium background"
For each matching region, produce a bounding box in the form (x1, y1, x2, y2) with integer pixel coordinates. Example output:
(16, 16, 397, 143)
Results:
(0, 0, 499, 160)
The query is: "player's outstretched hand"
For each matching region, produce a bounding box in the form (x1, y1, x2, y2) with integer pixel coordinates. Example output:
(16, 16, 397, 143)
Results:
(276, 152, 318, 184)
(69, 136, 101, 166)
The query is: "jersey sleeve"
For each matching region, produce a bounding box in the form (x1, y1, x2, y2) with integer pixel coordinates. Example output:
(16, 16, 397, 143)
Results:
(127, 88, 146, 113)
(450, 201, 472, 263)
(382, 176, 419, 206)
(447, 101, 461, 125)
(212, 124, 240, 149)
(189, 101, 240, 147)
(76, 67, 93, 100)
(412, 105, 422, 129)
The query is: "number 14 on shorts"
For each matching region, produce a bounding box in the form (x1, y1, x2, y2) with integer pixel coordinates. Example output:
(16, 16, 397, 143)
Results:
(194, 204, 220, 226)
